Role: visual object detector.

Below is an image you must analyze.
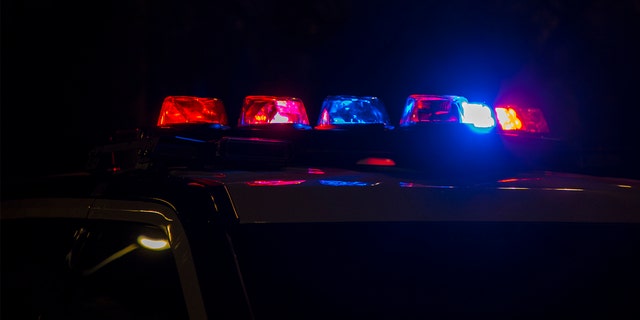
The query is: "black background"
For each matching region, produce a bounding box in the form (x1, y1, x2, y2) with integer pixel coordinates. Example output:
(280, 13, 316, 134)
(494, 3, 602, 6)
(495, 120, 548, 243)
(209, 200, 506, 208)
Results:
(2, 0, 640, 181)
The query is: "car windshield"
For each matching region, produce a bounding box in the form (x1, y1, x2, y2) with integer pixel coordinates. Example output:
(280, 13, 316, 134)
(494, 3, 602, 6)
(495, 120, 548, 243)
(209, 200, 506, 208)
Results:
(1, 218, 189, 319)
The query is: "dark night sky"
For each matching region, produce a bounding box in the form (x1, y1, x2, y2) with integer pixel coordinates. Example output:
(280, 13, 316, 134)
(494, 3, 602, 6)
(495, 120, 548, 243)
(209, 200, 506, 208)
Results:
(2, 0, 640, 181)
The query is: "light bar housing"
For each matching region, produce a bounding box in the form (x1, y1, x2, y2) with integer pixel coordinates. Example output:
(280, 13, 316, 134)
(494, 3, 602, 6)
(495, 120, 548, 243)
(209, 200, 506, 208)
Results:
(316, 95, 392, 129)
(399, 94, 468, 127)
(157, 96, 228, 127)
(495, 105, 549, 134)
(238, 95, 310, 128)
(460, 102, 496, 128)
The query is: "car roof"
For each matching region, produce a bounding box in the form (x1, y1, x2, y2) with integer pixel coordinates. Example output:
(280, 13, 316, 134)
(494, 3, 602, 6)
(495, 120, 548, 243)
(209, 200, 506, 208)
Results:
(170, 167, 640, 224)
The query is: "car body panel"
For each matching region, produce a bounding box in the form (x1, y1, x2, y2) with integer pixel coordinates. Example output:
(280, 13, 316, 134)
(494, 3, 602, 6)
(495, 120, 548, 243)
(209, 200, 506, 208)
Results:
(168, 168, 640, 224)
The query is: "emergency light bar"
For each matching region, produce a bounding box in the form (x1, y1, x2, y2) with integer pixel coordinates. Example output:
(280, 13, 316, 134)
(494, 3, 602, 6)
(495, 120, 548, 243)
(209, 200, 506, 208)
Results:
(157, 96, 228, 127)
(155, 95, 552, 136)
(91, 93, 562, 174)
(315, 95, 392, 129)
(238, 95, 311, 128)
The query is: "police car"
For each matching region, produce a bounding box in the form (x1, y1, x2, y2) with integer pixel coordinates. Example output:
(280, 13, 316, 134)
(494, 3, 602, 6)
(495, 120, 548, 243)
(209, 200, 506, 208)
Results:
(2, 94, 639, 319)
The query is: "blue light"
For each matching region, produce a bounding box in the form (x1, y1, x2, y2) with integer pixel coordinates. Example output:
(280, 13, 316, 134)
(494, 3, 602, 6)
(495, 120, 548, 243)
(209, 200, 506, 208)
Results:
(316, 95, 392, 128)
(319, 180, 371, 187)
(174, 136, 206, 143)
(460, 102, 496, 129)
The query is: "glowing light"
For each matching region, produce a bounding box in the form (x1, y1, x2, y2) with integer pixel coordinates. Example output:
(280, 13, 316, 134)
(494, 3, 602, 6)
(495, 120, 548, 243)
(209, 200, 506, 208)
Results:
(315, 95, 391, 128)
(399, 94, 466, 126)
(137, 235, 170, 251)
(308, 168, 325, 174)
(543, 188, 584, 192)
(356, 157, 396, 166)
(187, 182, 206, 187)
(399, 182, 415, 187)
(400, 182, 455, 188)
(497, 187, 584, 192)
(320, 109, 331, 126)
(460, 102, 496, 128)
(319, 180, 372, 187)
(247, 180, 306, 186)
(617, 184, 632, 189)
(494, 105, 549, 133)
(495, 107, 522, 130)
(271, 112, 290, 123)
(239, 95, 310, 126)
(175, 136, 206, 143)
(157, 96, 228, 126)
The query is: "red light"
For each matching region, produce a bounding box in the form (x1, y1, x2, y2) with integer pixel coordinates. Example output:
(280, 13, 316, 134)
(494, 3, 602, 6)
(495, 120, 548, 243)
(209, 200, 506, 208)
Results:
(356, 157, 396, 166)
(495, 107, 522, 131)
(399, 95, 467, 126)
(495, 105, 549, 133)
(414, 99, 456, 122)
(157, 96, 228, 127)
(239, 95, 310, 126)
(319, 109, 331, 126)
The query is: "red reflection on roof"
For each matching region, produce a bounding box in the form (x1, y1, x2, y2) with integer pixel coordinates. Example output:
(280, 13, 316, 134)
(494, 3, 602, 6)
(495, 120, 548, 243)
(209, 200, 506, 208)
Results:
(308, 168, 326, 175)
(246, 180, 306, 186)
(356, 157, 396, 167)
